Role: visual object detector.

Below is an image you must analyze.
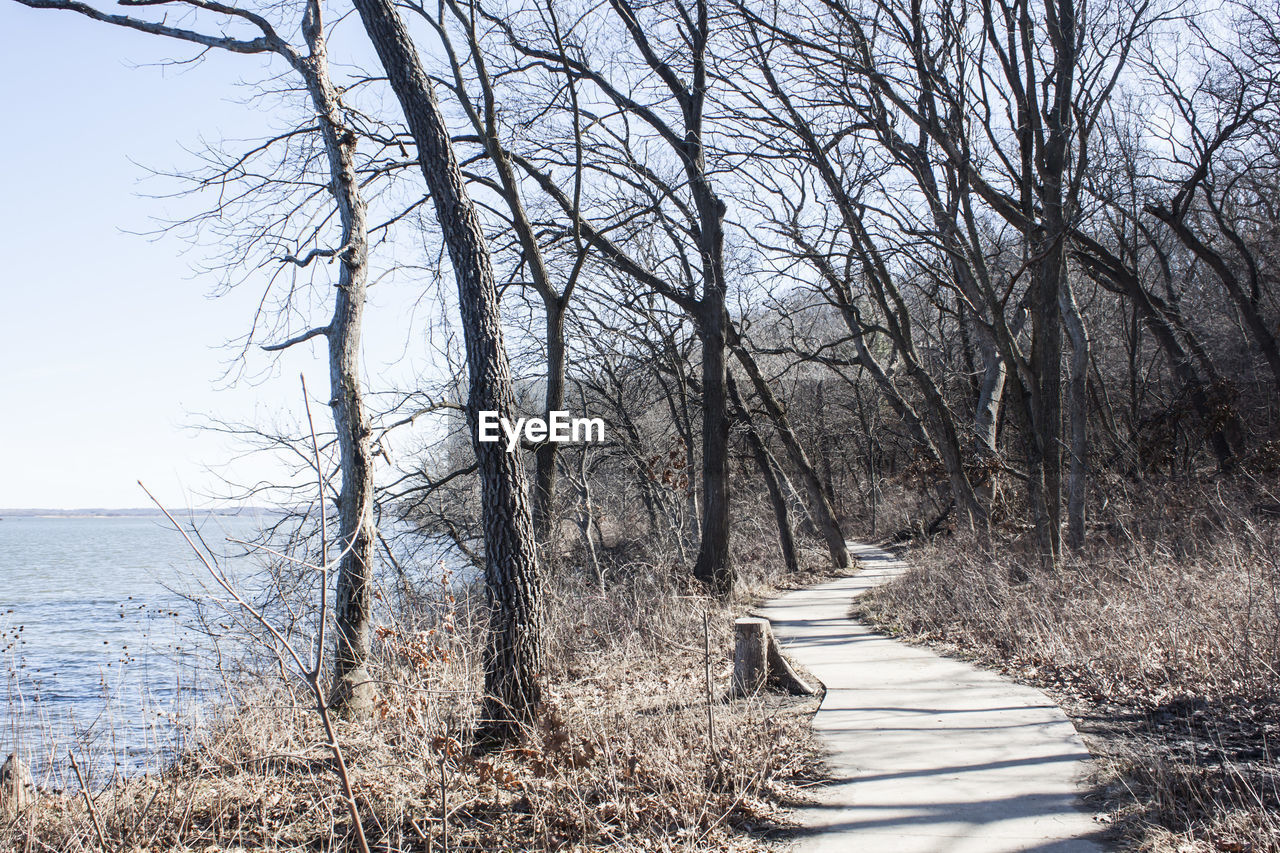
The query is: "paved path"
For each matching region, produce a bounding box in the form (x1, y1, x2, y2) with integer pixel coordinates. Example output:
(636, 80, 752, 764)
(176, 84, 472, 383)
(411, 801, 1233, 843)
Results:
(757, 542, 1105, 852)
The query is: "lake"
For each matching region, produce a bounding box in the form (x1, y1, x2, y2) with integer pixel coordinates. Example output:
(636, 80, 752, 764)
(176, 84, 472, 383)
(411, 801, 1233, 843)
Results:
(0, 514, 266, 785)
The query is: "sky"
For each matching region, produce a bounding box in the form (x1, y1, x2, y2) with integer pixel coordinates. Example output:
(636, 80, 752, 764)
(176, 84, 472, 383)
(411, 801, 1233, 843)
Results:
(0, 4, 441, 509)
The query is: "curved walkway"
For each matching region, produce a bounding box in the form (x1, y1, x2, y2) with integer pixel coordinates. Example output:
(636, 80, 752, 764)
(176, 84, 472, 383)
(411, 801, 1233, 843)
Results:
(757, 542, 1105, 852)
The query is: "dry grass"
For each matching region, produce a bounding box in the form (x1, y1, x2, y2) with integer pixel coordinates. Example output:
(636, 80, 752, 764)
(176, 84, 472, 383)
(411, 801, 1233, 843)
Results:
(856, 483, 1280, 852)
(2, 551, 827, 852)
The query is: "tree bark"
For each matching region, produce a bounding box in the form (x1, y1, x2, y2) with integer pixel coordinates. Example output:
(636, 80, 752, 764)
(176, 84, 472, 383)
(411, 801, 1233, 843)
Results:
(732, 617, 769, 696)
(694, 303, 734, 596)
(732, 617, 817, 697)
(1029, 233, 1065, 566)
(0, 754, 35, 819)
(1011, 0, 1077, 570)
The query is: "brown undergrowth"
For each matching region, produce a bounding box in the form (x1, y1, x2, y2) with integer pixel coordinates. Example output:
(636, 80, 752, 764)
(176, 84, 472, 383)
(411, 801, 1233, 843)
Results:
(856, 480, 1280, 852)
(2, 547, 828, 852)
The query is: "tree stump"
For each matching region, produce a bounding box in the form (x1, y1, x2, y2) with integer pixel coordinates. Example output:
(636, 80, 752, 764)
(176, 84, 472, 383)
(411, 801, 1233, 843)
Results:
(733, 617, 771, 695)
(732, 617, 819, 697)
(1, 753, 36, 818)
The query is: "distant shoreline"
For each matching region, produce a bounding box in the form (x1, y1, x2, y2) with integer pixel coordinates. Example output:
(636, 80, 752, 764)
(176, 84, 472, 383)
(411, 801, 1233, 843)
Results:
(0, 508, 277, 519)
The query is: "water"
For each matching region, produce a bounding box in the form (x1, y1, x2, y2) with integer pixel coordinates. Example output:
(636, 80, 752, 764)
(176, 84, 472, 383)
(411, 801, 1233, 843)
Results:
(0, 514, 263, 785)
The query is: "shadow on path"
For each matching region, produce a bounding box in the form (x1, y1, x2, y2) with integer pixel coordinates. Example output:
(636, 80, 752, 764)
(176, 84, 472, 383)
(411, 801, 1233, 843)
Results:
(756, 542, 1106, 853)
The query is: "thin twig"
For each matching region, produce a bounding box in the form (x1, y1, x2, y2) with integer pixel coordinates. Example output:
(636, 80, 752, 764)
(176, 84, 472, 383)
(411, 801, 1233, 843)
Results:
(300, 374, 371, 853)
(703, 610, 716, 761)
(68, 751, 109, 851)
(302, 373, 330, 677)
(440, 750, 450, 853)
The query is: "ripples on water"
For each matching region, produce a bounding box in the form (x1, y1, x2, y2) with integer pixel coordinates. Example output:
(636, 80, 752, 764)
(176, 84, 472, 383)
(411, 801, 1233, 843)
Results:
(0, 514, 266, 786)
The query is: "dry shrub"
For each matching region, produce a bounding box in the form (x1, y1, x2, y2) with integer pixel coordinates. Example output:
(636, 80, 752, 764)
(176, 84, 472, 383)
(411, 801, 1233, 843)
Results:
(2, 555, 823, 852)
(860, 535, 1280, 705)
(857, 492, 1280, 852)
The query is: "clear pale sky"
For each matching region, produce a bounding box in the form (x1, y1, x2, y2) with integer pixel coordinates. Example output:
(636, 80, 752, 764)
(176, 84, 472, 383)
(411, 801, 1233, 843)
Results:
(0, 5, 437, 509)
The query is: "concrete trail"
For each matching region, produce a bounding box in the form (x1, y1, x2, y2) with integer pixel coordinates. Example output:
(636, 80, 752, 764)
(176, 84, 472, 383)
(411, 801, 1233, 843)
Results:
(757, 542, 1104, 852)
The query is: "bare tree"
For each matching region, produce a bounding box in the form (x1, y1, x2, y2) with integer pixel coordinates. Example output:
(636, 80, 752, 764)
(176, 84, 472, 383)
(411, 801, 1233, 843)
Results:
(417, 0, 594, 539)
(732, 0, 1166, 561)
(16, 0, 383, 716)
(482, 0, 742, 594)
(350, 0, 546, 740)
(1141, 7, 1280, 394)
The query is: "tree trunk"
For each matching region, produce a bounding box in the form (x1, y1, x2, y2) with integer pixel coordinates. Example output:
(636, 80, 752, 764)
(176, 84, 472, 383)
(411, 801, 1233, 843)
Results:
(1061, 276, 1089, 552)
(319, 122, 376, 718)
(974, 335, 1007, 457)
(729, 336, 849, 569)
(759, 448, 799, 575)
(287, 14, 378, 719)
(1025, 194, 1067, 569)
(350, 0, 545, 740)
(1027, 216, 1068, 567)
(532, 300, 565, 538)
(688, 155, 734, 596)
(732, 617, 817, 696)
(1, 754, 35, 819)
(1028, 245, 1064, 567)
(694, 304, 734, 596)
(729, 374, 799, 574)
(1030, 0, 1077, 568)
